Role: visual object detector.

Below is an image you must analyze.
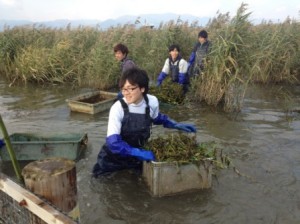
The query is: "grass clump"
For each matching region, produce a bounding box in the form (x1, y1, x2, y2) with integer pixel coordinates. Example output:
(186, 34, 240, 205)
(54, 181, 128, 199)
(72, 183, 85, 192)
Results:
(149, 80, 185, 105)
(145, 133, 231, 169)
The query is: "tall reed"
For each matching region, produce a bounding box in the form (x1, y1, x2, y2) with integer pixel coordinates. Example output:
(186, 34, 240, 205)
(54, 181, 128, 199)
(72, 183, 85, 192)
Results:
(0, 3, 299, 112)
(191, 3, 253, 112)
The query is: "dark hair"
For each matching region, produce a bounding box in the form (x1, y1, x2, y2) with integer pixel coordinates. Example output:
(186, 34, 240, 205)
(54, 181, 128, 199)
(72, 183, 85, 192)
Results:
(119, 67, 149, 94)
(113, 43, 129, 55)
(168, 44, 180, 52)
(198, 30, 208, 38)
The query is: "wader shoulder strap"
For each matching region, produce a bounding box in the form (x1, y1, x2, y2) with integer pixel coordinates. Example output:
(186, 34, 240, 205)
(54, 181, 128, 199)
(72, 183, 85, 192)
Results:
(119, 96, 150, 119)
(144, 94, 150, 119)
(119, 98, 128, 111)
(169, 58, 181, 68)
(119, 99, 129, 125)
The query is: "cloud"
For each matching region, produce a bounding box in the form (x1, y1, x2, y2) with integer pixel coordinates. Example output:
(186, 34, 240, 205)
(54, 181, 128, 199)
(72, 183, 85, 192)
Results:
(0, 0, 17, 6)
(0, 0, 298, 22)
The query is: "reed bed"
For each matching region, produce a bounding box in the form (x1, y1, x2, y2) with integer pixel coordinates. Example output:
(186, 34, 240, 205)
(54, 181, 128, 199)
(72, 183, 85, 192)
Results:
(0, 3, 299, 112)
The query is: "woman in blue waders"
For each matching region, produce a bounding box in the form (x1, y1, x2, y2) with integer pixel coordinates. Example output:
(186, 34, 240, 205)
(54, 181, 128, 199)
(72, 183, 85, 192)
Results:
(92, 67, 196, 177)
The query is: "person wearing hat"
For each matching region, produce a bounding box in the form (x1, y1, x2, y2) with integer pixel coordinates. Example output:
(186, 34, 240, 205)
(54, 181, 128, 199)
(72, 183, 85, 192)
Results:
(187, 30, 211, 78)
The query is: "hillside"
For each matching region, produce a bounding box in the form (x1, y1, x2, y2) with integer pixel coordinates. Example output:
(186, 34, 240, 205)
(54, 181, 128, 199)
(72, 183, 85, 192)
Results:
(0, 13, 209, 31)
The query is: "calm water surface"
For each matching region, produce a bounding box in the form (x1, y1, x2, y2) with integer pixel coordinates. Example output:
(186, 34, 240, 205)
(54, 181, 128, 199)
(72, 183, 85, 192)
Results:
(0, 80, 299, 224)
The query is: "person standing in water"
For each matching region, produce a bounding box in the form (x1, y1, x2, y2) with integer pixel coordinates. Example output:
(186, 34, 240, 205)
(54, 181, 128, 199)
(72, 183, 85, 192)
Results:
(156, 44, 189, 93)
(93, 67, 196, 177)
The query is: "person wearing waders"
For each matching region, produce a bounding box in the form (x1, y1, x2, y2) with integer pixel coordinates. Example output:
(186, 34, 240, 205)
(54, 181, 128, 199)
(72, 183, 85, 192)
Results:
(92, 67, 197, 177)
(156, 44, 189, 93)
(187, 30, 211, 78)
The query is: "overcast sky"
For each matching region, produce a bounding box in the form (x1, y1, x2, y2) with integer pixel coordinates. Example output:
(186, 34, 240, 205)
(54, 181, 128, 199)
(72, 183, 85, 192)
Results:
(0, 0, 299, 22)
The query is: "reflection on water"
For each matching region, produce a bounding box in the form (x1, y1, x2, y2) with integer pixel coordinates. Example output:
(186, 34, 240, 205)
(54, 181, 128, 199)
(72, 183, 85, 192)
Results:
(1, 79, 300, 224)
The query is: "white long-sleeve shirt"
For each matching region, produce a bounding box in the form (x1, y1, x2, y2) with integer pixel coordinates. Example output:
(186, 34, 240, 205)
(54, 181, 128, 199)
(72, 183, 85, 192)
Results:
(107, 94, 159, 137)
(161, 58, 188, 74)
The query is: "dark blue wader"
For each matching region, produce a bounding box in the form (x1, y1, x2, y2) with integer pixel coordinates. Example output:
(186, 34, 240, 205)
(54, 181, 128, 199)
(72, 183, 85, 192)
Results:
(92, 96, 152, 177)
(170, 58, 181, 83)
(170, 58, 189, 94)
(190, 41, 211, 77)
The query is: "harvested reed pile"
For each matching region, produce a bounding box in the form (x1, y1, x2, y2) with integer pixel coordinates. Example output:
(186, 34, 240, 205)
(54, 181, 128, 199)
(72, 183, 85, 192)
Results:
(145, 133, 230, 168)
(149, 80, 185, 105)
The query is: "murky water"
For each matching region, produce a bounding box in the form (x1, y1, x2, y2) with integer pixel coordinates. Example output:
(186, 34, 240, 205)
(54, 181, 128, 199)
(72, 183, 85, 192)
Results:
(0, 79, 300, 224)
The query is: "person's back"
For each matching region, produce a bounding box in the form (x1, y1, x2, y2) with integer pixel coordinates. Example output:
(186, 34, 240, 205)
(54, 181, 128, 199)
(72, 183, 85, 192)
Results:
(121, 57, 136, 74)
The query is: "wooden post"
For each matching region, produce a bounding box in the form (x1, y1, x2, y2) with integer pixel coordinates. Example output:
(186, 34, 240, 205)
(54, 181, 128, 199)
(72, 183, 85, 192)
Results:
(0, 114, 23, 181)
(22, 157, 80, 222)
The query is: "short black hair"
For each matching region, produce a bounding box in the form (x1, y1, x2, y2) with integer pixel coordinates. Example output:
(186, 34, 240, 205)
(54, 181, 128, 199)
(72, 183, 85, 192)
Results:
(168, 44, 180, 52)
(119, 67, 149, 95)
(113, 43, 129, 55)
(198, 30, 208, 38)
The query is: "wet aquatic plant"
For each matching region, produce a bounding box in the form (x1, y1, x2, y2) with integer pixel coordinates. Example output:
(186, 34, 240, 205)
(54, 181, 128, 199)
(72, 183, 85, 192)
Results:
(145, 133, 231, 169)
(149, 80, 185, 105)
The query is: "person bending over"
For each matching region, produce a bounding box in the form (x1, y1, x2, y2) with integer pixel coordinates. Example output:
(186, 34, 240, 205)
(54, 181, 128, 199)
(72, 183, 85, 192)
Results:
(157, 44, 189, 93)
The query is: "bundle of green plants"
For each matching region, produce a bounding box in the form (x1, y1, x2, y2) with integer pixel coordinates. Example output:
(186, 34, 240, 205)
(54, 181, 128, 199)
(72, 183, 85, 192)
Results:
(149, 80, 185, 105)
(145, 133, 230, 168)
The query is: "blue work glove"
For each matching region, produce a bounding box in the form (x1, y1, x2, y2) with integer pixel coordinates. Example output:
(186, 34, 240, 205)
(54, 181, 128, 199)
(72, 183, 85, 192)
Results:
(173, 123, 197, 133)
(163, 117, 197, 133)
(0, 139, 5, 148)
(130, 148, 155, 161)
(178, 73, 186, 85)
(188, 52, 195, 65)
(153, 113, 196, 133)
(157, 72, 167, 87)
(117, 91, 123, 99)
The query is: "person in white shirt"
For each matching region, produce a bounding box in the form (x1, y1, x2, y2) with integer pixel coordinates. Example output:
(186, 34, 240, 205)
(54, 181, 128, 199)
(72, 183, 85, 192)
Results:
(157, 44, 189, 93)
(93, 67, 196, 177)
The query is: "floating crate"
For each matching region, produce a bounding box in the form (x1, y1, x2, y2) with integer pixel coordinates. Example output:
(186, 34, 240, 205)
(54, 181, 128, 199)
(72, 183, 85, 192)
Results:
(143, 160, 213, 197)
(0, 132, 88, 161)
(66, 90, 118, 114)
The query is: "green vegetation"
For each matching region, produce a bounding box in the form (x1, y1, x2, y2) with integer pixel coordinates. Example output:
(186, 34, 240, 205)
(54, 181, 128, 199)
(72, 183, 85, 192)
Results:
(149, 80, 185, 105)
(145, 133, 231, 169)
(0, 4, 299, 112)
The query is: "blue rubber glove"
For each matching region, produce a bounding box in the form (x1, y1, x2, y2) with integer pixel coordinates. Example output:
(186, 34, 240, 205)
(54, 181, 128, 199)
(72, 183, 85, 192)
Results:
(157, 72, 167, 87)
(173, 123, 196, 133)
(188, 52, 196, 65)
(153, 113, 196, 133)
(117, 91, 123, 99)
(178, 73, 186, 84)
(130, 148, 155, 161)
(0, 139, 5, 148)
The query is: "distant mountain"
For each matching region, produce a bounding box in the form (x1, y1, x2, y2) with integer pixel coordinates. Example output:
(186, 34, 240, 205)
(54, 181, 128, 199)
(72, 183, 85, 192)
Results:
(0, 19, 101, 30)
(0, 13, 209, 31)
(109, 13, 209, 28)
